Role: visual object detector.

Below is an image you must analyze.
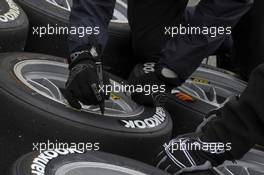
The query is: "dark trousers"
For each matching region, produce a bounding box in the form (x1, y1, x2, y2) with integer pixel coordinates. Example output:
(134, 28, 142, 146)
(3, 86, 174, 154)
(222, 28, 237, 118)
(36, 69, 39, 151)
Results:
(68, 0, 188, 58)
(196, 0, 264, 159)
(233, 0, 264, 80)
(203, 0, 264, 158)
(127, 0, 188, 61)
(187, 1, 264, 159)
(206, 0, 264, 158)
(128, 0, 253, 80)
(70, 0, 252, 76)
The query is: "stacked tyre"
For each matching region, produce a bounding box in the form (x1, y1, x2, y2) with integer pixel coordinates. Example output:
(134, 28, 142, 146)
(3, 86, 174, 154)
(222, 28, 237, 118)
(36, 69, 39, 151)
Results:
(0, 0, 28, 52)
(0, 53, 173, 164)
(10, 151, 171, 175)
(2, 1, 264, 175)
(0, 1, 173, 173)
(0, 1, 28, 172)
(129, 62, 247, 135)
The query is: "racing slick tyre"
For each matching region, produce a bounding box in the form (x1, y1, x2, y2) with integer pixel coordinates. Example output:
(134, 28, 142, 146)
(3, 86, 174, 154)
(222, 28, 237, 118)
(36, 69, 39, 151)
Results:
(14, 0, 134, 78)
(11, 150, 264, 175)
(0, 53, 172, 163)
(216, 149, 264, 175)
(0, 0, 28, 52)
(10, 151, 171, 175)
(129, 62, 247, 136)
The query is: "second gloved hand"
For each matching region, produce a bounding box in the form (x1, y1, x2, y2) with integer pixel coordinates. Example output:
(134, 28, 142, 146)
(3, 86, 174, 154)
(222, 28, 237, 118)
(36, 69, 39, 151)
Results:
(128, 63, 184, 107)
(64, 60, 109, 109)
(154, 132, 233, 174)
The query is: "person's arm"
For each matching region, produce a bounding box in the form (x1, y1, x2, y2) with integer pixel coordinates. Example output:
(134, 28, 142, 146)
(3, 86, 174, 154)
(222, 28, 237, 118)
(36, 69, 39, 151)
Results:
(155, 64, 264, 174)
(65, 0, 115, 110)
(159, 0, 253, 80)
(204, 63, 264, 159)
(68, 0, 116, 56)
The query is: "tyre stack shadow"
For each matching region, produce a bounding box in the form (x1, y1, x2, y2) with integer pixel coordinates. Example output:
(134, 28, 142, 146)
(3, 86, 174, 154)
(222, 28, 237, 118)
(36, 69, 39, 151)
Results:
(0, 0, 29, 173)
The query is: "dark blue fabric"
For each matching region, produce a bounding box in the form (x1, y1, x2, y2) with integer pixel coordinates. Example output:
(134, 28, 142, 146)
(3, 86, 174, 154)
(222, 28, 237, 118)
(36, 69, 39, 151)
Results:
(68, 0, 116, 53)
(68, 0, 253, 79)
(159, 0, 253, 80)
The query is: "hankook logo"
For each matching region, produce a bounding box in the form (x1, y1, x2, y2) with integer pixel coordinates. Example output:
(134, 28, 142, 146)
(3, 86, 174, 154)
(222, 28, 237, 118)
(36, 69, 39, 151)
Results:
(31, 149, 82, 175)
(121, 107, 166, 129)
(0, 0, 20, 23)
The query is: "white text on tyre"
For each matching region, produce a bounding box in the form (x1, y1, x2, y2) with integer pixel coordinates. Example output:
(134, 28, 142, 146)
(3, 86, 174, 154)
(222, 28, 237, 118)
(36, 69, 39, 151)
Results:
(143, 62, 156, 74)
(0, 0, 20, 23)
(31, 149, 83, 175)
(121, 107, 166, 129)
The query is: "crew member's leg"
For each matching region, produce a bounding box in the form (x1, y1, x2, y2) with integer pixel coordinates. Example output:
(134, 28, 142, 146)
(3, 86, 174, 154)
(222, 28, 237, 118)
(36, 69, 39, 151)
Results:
(68, 0, 116, 54)
(233, 0, 264, 80)
(127, 0, 188, 61)
(159, 0, 253, 80)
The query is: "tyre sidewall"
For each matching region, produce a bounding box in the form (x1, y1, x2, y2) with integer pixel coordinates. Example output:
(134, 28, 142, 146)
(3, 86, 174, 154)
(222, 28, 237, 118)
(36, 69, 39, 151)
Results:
(12, 151, 170, 175)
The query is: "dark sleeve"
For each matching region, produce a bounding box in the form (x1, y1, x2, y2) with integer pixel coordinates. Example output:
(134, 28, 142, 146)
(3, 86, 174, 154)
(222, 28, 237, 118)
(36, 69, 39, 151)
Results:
(159, 0, 253, 80)
(204, 63, 264, 159)
(68, 0, 116, 54)
(232, 0, 264, 80)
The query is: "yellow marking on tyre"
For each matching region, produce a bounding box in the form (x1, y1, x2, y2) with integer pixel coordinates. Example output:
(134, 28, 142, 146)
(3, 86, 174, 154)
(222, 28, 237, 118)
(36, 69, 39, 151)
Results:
(110, 92, 120, 100)
(191, 77, 210, 84)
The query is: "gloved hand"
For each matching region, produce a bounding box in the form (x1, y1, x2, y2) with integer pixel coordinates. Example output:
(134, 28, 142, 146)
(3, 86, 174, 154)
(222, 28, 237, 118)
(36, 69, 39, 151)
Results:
(128, 63, 184, 107)
(64, 47, 110, 110)
(154, 132, 233, 175)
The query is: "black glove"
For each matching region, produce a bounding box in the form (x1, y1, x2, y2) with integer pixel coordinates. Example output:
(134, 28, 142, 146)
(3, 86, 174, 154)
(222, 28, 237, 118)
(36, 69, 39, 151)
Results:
(128, 63, 184, 107)
(64, 47, 109, 110)
(154, 131, 233, 174)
